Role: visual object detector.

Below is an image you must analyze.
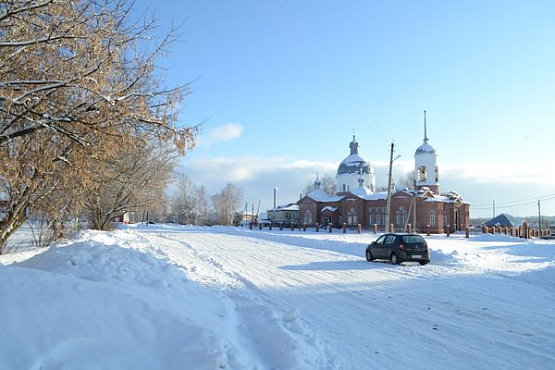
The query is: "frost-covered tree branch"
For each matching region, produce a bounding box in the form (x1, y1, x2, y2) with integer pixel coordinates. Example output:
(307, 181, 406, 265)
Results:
(0, 0, 198, 251)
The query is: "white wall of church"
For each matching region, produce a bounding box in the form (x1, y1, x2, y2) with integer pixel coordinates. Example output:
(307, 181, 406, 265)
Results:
(414, 151, 438, 187)
(336, 173, 375, 193)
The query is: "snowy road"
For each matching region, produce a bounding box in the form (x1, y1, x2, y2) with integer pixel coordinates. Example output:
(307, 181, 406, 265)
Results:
(135, 227, 555, 370)
(3, 225, 555, 369)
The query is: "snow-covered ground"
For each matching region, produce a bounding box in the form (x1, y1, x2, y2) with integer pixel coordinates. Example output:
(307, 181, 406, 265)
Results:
(1, 224, 554, 369)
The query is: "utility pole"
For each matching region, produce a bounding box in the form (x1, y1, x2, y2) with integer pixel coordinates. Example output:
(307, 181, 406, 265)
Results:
(385, 142, 395, 233)
(538, 200, 542, 235)
(273, 187, 278, 210)
(413, 178, 417, 233)
(493, 200, 496, 218)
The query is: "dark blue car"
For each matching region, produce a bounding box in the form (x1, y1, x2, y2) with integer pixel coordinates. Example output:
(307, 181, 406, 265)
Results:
(366, 233, 430, 265)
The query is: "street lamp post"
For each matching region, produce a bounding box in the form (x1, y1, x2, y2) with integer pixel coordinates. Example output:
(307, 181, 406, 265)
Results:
(385, 142, 401, 233)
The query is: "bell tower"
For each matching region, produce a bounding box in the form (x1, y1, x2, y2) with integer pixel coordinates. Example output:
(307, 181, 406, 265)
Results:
(414, 110, 439, 193)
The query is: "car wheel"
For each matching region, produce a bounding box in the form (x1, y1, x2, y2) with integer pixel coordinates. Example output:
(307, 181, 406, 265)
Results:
(419, 260, 430, 266)
(365, 250, 374, 262)
(390, 252, 401, 265)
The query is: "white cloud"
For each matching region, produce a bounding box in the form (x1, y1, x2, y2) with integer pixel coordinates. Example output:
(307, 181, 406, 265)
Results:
(198, 123, 243, 146)
(178, 156, 555, 217)
(442, 162, 555, 185)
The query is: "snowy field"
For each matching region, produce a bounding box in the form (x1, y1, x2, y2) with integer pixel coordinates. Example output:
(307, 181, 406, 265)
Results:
(1, 224, 555, 370)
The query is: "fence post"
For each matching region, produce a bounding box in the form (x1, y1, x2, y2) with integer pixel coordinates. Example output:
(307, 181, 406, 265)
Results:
(446, 225, 450, 237)
(343, 223, 347, 233)
(407, 224, 412, 233)
(279, 222, 283, 231)
(465, 227, 470, 238)
(328, 224, 333, 233)
(374, 224, 378, 234)
(427, 225, 431, 236)
(357, 224, 362, 234)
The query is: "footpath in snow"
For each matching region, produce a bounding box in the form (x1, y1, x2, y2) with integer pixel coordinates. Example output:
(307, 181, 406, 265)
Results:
(1, 224, 554, 370)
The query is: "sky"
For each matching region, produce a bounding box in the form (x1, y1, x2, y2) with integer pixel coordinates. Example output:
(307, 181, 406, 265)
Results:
(134, 0, 555, 218)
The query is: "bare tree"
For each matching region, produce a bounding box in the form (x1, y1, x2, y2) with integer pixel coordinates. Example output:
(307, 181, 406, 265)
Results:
(303, 174, 337, 196)
(172, 174, 195, 224)
(191, 185, 209, 225)
(85, 139, 177, 231)
(211, 184, 243, 226)
(396, 171, 416, 190)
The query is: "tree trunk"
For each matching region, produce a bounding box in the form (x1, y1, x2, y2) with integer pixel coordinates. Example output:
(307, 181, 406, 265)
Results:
(0, 205, 31, 254)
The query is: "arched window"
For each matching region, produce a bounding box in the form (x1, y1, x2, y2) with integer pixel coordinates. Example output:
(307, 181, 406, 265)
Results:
(418, 166, 427, 181)
(429, 209, 436, 226)
(396, 206, 407, 225)
(443, 213, 448, 226)
(304, 209, 312, 225)
(348, 207, 357, 225)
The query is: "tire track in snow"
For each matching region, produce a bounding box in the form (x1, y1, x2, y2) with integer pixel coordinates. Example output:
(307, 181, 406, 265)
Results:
(142, 232, 340, 369)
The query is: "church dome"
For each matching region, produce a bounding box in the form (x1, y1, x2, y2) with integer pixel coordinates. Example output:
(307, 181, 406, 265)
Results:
(336, 136, 374, 176)
(415, 142, 436, 155)
(336, 154, 373, 175)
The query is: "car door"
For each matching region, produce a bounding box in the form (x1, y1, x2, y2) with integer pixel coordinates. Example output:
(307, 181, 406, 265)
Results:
(372, 235, 387, 258)
(383, 234, 397, 258)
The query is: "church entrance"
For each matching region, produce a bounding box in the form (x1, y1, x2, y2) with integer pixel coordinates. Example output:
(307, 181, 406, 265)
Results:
(348, 207, 358, 226)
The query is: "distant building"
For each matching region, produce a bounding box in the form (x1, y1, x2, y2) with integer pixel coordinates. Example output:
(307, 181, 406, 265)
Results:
(267, 203, 300, 226)
(484, 214, 522, 228)
(235, 210, 255, 226)
(299, 112, 471, 233)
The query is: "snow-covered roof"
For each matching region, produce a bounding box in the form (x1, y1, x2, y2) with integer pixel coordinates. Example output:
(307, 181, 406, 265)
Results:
(485, 214, 522, 227)
(268, 203, 299, 212)
(350, 186, 373, 198)
(321, 206, 338, 212)
(306, 189, 344, 202)
(423, 197, 445, 203)
(363, 192, 388, 201)
(337, 154, 373, 176)
(415, 142, 436, 155)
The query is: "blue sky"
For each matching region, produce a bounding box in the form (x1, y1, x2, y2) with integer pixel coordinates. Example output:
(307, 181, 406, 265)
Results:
(136, 0, 555, 218)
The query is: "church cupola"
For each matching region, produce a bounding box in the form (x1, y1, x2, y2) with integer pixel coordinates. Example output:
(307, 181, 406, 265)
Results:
(336, 135, 375, 194)
(358, 170, 365, 188)
(414, 110, 439, 193)
(349, 135, 359, 155)
(314, 173, 322, 190)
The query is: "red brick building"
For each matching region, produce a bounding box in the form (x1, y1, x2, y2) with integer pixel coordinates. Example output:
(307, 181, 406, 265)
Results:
(299, 118, 470, 233)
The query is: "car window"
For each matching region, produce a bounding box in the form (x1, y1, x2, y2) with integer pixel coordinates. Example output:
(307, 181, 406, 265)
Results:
(401, 235, 425, 244)
(385, 235, 396, 244)
(374, 236, 386, 244)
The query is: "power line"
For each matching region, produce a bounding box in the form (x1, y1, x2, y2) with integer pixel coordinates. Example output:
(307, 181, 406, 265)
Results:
(472, 193, 555, 208)
(472, 194, 555, 210)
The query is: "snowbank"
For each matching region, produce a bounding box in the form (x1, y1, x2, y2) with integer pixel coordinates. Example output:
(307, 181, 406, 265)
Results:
(2, 225, 554, 369)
